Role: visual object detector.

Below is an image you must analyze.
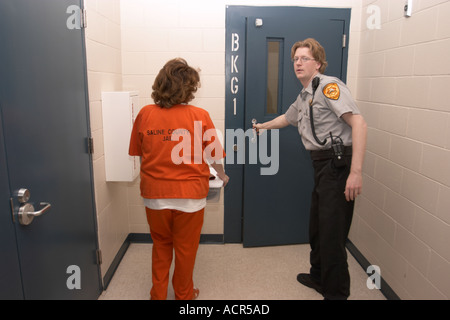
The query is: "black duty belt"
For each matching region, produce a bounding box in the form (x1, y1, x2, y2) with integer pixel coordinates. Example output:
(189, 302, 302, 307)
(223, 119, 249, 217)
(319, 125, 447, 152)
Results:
(310, 145, 352, 161)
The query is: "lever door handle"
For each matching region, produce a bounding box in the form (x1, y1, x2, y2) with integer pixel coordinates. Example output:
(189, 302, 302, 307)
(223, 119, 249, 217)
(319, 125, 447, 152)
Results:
(251, 118, 257, 143)
(18, 202, 52, 226)
(29, 202, 51, 217)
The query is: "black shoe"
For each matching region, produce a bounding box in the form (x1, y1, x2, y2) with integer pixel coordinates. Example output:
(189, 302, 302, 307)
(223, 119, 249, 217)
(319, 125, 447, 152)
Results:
(297, 273, 323, 294)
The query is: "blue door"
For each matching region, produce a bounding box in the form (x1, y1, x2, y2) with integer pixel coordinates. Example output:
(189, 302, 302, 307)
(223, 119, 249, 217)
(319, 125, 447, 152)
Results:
(225, 6, 350, 247)
(0, 117, 23, 299)
(0, 0, 102, 299)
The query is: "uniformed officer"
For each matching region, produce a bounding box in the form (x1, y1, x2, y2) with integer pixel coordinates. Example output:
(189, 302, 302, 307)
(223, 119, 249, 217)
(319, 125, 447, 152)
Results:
(253, 38, 367, 300)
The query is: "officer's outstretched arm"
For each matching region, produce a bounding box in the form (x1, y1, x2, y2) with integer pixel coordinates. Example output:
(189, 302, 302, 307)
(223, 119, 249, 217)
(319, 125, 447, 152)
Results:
(253, 114, 289, 134)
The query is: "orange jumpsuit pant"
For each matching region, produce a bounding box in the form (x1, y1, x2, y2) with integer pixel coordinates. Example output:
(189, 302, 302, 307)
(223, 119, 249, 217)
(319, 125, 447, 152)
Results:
(145, 207, 204, 300)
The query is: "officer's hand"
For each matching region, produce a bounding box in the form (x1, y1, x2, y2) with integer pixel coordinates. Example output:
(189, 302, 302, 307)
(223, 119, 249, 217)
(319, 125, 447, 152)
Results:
(345, 171, 362, 201)
(253, 123, 266, 136)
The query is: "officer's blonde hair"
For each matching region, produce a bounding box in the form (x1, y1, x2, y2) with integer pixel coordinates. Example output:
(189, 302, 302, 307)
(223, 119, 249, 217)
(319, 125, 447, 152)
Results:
(291, 38, 328, 74)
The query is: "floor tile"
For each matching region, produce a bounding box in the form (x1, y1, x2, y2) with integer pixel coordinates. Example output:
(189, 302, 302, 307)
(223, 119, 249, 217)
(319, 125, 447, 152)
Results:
(99, 243, 386, 300)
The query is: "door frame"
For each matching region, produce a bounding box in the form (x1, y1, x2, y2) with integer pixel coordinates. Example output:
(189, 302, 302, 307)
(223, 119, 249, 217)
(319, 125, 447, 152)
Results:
(224, 6, 350, 243)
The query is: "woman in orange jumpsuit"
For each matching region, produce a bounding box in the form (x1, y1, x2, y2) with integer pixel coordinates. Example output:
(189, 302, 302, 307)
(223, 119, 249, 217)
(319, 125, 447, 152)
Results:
(129, 58, 229, 300)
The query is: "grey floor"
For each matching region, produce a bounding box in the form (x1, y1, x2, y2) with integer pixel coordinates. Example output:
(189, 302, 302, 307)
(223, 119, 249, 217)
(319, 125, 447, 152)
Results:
(99, 243, 386, 300)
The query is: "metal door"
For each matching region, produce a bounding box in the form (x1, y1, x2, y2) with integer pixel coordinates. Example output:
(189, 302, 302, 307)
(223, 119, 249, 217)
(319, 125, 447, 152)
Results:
(0, 0, 102, 299)
(226, 6, 350, 247)
(0, 115, 23, 299)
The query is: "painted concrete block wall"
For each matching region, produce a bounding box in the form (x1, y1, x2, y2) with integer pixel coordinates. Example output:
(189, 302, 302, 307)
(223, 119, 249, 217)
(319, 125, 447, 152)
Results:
(350, 0, 450, 299)
(85, 0, 129, 279)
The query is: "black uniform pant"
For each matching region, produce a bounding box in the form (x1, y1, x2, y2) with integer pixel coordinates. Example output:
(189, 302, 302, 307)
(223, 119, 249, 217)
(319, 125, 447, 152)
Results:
(309, 155, 354, 300)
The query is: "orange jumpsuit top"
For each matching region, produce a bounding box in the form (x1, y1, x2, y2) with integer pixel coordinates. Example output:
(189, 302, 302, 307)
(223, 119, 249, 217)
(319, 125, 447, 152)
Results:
(129, 104, 224, 200)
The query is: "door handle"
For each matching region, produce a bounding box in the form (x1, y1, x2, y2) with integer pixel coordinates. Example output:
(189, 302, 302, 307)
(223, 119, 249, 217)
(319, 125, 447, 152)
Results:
(18, 202, 51, 226)
(15, 189, 52, 226)
(28, 202, 51, 217)
(251, 118, 258, 143)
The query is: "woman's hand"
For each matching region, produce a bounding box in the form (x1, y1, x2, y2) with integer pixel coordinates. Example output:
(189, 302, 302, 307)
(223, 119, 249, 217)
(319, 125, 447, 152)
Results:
(217, 172, 230, 187)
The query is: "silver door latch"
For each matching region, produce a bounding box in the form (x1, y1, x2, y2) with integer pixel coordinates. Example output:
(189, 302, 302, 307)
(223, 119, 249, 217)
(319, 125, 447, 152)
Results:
(251, 118, 258, 143)
(15, 188, 51, 226)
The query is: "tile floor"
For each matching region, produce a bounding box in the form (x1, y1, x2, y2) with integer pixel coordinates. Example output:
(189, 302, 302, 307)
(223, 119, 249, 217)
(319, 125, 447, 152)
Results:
(98, 243, 386, 300)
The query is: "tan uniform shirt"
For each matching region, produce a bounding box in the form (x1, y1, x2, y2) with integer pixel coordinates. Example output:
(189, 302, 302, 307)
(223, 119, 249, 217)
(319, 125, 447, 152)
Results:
(284, 73, 360, 151)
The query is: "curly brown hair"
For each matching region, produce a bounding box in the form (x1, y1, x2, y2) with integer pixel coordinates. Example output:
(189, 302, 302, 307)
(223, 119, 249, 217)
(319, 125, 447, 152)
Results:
(291, 38, 328, 74)
(151, 58, 200, 108)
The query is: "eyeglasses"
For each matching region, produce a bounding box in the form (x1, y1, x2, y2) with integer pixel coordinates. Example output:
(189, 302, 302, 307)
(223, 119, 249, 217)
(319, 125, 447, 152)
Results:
(292, 56, 315, 63)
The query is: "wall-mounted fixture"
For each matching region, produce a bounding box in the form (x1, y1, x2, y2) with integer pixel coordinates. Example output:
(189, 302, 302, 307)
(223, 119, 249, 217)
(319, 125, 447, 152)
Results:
(102, 91, 140, 182)
(404, 0, 412, 17)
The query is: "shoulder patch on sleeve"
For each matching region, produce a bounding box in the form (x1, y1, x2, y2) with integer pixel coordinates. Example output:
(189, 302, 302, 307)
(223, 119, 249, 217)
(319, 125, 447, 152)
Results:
(323, 83, 340, 100)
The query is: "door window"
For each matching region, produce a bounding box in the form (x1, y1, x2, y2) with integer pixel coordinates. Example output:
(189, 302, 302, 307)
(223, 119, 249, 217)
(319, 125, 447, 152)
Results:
(266, 39, 283, 115)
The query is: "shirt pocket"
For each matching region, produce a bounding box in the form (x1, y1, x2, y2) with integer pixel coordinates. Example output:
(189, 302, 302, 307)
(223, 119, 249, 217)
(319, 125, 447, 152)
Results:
(312, 103, 331, 124)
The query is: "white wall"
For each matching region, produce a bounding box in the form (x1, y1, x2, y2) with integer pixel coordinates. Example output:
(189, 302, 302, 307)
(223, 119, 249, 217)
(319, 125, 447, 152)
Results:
(349, 0, 450, 299)
(84, 0, 128, 279)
